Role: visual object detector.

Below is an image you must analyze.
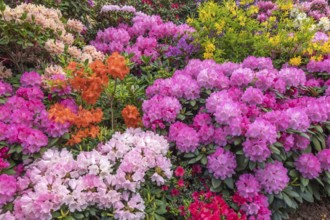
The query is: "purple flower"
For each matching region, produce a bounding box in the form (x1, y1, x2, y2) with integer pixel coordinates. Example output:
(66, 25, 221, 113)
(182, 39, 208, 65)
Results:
(255, 161, 289, 194)
(245, 118, 277, 144)
(16, 87, 44, 100)
(142, 95, 182, 129)
(242, 56, 273, 70)
(236, 174, 261, 198)
(20, 71, 42, 87)
(207, 147, 236, 180)
(278, 68, 306, 87)
(318, 149, 330, 172)
(196, 67, 229, 90)
(0, 80, 13, 96)
(241, 87, 264, 105)
(243, 139, 271, 162)
(230, 68, 255, 87)
(285, 108, 310, 132)
(295, 153, 321, 179)
(168, 122, 199, 152)
(214, 100, 242, 125)
(0, 174, 17, 206)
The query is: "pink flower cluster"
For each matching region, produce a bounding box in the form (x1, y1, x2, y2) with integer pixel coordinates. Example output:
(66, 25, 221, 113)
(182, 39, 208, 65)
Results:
(233, 192, 271, 220)
(307, 57, 330, 74)
(101, 5, 136, 13)
(0, 72, 74, 154)
(0, 129, 172, 220)
(207, 148, 237, 180)
(256, 1, 277, 22)
(91, 11, 194, 64)
(299, 0, 330, 21)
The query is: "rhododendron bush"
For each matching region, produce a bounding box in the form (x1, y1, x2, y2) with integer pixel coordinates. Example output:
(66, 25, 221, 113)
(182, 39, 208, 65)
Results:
(0, 129, 173, 220)
(142, 56, 330, 219)
(91, 7, 197, 66)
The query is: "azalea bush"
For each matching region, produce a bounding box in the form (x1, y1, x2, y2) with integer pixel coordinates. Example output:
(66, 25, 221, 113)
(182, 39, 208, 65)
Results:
(189, 0, 330, 67)
(142, 56, 330, 219)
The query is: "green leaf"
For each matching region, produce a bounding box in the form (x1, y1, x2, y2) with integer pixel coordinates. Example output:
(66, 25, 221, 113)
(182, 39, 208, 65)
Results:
(286, 191, 300, 198)
(177, 114, 185, 120)
(188, 154, 203, 164)
(301, 178, 309, 187)
(3, 168, 16, 175)
(270, 145, 281, 154)
(201, 156, 207, 165)
(283, 193, 294, 208)
(73, 213, 85, 219)
(224, 178, 234, 189)
(249, 161, 256, 170)
(212, 178, 221, 189)
(63, 216, 75, 220)
(314, 125, 323, 133)
(267, 194, 274, 204)
(47, 137, 59, 147)
(311, 137, 322, 152)
(289, 169, 299, 178)
(301, 191, 314, 203)
(183, 153, 195, 158)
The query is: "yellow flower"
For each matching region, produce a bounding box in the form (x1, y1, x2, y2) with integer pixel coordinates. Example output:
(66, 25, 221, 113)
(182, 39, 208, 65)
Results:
(289, 56, 302, 66)
(269, 35, 280, 46)
(279, 1, 293, 11)
(247, 6, 259, 15)
(205, 41, 216, 53)
(214, 21, 225, 34)
(269, 16, 276, 23)
(311, 55, 323, 62)
(203, 52, 213, 59)
(186, 17, 194, 24)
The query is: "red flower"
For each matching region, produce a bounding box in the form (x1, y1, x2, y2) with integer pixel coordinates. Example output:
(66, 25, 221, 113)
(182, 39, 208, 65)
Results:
(179, 205, 186, 216)
(177, 178, 185, 187)
(171, 3, 179, 9)
(161, 185, 169, 191)
(192, 164, 202, 175)
(175, 166, 185, 177)
(171, 189, 180, 196)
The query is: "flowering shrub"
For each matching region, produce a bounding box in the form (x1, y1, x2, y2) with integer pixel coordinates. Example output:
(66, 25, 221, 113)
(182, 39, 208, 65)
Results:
(181, 191, 245, 219)
(0, 129, 173, 220)
(4, 0, 95, 24)
(93, 0, 199, 24)
(0, 72, 71, 155)
(0, 3, 103, 74)
(91, 8, 196, 65)
(189, 0, 330, 67)
(143, 56, 330, 219)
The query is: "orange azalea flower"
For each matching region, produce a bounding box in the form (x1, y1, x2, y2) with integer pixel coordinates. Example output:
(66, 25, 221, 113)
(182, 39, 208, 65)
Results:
(122, 105, 141, 128)
(74, 107, 103, 128)
(66, 126, 100, 146)
(106, 52, 130, 80)
(48, 103, 75, 124)
(66, 61, 78, 72)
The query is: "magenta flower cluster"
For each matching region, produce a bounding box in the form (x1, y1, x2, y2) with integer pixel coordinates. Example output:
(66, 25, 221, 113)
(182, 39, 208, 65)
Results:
(143, 55, 330, 199)
(207, 148, 237, 180)
(0, 129, 172, 220)
(91, 11, 194, 64)
(0, 72, 74, 154)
